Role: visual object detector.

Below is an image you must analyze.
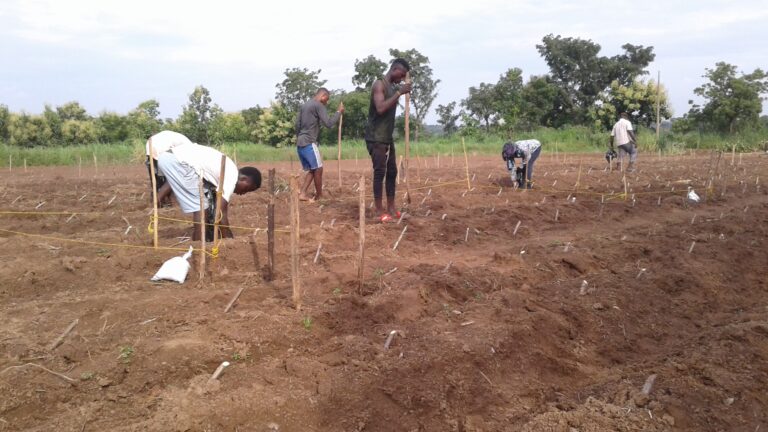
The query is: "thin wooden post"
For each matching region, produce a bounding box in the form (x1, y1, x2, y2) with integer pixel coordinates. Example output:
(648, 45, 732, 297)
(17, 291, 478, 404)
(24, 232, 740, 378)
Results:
(8, 153, 11, 172)
(198, 175, 206, 281)
(731, 143, 736, 166)
(148, 141, 159, 249)
(623, 174, 629, 201)
(23, 158, 27, 173)
(357, 175, 365, 293)
(575, 158, 583, 192)
(78, 156, 82, 177)
(403, 72, 412, 203)
(462, 137, 471, 191)
(336, 113, 343, 188)
(289, 175, 301, 310)
(212, 154, 226, 255)
(267, 169, 275, 281)
(93, 152, 98, 176)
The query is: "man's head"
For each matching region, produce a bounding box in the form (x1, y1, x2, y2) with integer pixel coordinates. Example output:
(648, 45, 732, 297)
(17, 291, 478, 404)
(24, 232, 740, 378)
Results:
(314, 87, 331, 105)
(620, 112, 629, 120)
(388, 58, 411, 83)
(234, 166, 262, 195)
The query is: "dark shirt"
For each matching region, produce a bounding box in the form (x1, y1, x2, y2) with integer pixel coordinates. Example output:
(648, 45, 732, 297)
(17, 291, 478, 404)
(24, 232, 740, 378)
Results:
(296, 99, 341, 147)
(364, 77, 399, 144)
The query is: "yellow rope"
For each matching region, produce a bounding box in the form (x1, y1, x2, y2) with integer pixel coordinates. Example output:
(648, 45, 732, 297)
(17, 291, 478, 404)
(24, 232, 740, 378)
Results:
(0, 227, 214, 256)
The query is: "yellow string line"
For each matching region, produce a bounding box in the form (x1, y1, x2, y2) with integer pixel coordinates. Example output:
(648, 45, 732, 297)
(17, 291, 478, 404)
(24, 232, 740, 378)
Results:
(0, 211, 101, 216)
(0, 227, 214, 256)
(152, 215, 290, 233)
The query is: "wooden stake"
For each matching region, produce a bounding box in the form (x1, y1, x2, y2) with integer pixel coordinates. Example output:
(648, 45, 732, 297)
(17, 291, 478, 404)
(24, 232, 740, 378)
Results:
(655, 71, 661, 149)
(462, 137, 471, 191)
(623, 174, 629, 201)
(575, 158, 582, 191)
(212, 154, 226, 255)
(198, 175, 206, 281)
(93, 152, 98, 176)
(148, 141, 159, 249)
(731, 143, 736, 166)
(267, 169, 275, 281)
(289, 175, 301, 310)
(513, 220, 521, 236)
(49, 319, 79, 351)
(403, 72, 412, 204)
(313, 243, 322, 264)
(393, 225, 408, 251)
(224, 287, 246, 313)
(357, 175, 366, 292)
(23, 158, 27, 173)
(78, 156, 82, 177)
(8, 153, 11, 172)
(338, 112, 343, 187)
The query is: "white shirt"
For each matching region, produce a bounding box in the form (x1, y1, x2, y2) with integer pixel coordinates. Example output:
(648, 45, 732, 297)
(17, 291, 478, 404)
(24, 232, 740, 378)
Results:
(515, 139, 541, 162)
(146, 131, 193, 159)
(171, 143, 239, 203)
(611, 118, 634, 146)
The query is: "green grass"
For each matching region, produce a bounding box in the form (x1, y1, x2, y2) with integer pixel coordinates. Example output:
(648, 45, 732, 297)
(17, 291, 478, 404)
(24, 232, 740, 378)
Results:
(2, 127, 765, 167)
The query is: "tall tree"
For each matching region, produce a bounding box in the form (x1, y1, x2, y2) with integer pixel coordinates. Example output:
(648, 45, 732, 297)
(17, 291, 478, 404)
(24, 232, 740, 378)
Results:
(519, 75, 560, 128)
(0, 104, 9, 142)
(275, 67, 327, 113)
(435, 102, 460, 135)
(589, 79, 671, 131)
(493, 68, 524, 133)
(388, 48, 440, 141)
(688, 62, 767, 133)
(177, 86, 222, 145)
(56, 101, 90, 121)
(462, 83, 497, 132)
(352, 55, 387, 90)
(536, 34, 655, 125)
(128, 99, 163, 139)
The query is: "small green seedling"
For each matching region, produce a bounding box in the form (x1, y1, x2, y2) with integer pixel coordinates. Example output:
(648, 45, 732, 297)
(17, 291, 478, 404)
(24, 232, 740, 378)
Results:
(301, 316, 313, 331)
(80, 372, 94, 381)
(332, 287, 342, 296)
(118, 346, 134, 363)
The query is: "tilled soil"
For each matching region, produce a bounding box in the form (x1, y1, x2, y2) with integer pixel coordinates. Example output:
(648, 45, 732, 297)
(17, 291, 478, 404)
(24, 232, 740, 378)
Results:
(0, 152, 766, 432)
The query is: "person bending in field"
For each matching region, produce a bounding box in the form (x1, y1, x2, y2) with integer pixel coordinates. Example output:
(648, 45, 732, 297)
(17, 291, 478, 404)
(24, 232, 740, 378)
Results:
(145, 130, 193, 206)
(295, 87, 344, 202)
(364, 58, 412, 223)
(502, 139, 542, 189)
(155, 141, 261, 241)
(610, 112, 637, 172)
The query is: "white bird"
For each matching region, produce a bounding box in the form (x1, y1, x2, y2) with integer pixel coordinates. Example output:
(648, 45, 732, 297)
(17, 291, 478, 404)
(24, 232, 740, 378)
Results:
(687, 187, 700, 203)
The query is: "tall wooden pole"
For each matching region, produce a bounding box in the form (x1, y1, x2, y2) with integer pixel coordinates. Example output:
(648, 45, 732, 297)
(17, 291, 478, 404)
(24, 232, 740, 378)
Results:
(462, 137, 471, 191)
(655, 71, 661, 149)
(212, 154, 226, 257)
(357, 175, 366, 293)
(267, 169, 275, 281)
(148, 140, 159, 249)
(198, 175, 206, 281)
(403, 72, 412, 203)
(289, 175, 301, 310)
(338, 113, 343, 187)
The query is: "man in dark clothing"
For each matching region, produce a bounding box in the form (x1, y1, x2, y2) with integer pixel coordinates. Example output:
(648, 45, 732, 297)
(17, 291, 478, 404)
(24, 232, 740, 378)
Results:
(296, 88, 344, 201)
(364, 58, 412, 223)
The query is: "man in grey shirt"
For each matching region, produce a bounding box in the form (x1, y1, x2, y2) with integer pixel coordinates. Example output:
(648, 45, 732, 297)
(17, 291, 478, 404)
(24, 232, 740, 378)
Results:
(295, 88, 344, 201)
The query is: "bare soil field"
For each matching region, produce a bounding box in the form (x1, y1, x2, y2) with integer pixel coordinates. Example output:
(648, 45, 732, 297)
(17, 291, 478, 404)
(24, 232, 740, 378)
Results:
(1, 151, 767, 432)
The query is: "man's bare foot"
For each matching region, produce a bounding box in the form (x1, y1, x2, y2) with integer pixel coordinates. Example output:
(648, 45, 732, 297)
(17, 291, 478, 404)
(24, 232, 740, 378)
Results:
(299, 194, 315, 202)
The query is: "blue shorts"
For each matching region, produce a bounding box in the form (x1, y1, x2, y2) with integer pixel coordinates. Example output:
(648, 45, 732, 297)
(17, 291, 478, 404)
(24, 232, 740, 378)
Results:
(297, 144, 323, 171)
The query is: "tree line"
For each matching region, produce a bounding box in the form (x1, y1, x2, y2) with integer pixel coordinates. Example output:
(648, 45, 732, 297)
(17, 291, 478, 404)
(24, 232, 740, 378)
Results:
(0, 34, 765, 148)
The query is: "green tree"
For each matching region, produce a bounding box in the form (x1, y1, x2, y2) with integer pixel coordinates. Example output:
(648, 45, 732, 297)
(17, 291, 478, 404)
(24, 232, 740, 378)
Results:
(275, 68, 327, 113)
(352, 55, 387, 90)
(7, 113, 54, 147)
(96, 111, 130, 142)
(61, 120, 98, 146)
(177, 86, 222, 144)
(42, 105, 63, 144)
(128, 99, 163, 139)
(688, 62, 767, 133)
(462, 83, 497, 132)
(589, 79, 671, 131)
(493, 68, 524, 134)
(56, 101, 90, 121)
(0, 105, 11, 142)
(253, 102, 294, 147)
(519, 75, 560, 128)
(536, 34, 655, 125)
(209, 112, 250, 144)
(241, 106, 264, 143)
(435, 102, 460, 135)
(388, 49, 440, 141)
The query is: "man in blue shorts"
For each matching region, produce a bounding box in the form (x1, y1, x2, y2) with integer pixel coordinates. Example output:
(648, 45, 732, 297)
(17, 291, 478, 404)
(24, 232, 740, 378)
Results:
(295, 88, 344, 201)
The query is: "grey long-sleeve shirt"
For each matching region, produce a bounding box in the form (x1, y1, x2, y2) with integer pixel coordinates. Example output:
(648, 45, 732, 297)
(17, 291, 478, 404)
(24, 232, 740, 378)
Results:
(295, 99, 341, 147)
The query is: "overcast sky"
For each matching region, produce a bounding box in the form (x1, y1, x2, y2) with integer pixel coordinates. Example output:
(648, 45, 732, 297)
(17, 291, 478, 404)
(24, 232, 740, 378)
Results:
(1, 0, 765, 123)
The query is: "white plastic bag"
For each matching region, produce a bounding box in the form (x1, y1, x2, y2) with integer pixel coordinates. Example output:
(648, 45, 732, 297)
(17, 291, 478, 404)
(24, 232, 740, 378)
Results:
(151, 246, 193, 283)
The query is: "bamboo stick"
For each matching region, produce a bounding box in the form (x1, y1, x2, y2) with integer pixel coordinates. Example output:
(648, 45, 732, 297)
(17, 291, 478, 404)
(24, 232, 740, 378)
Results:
(403, 72, 412, 204)
(198, 175, 206, 281)
(224, 287, 246, 313)
(212, 154, 226, 255)
(148, 141, 159, 249)
(290, 175, 301, 310)
(358, 175, 365, 292)
(392, 225, 408, 251)
(267, 169, 275, 281)
(338, 113, 343, 187)
(49, 319, 79, 351)
(462, 137, 471, 191)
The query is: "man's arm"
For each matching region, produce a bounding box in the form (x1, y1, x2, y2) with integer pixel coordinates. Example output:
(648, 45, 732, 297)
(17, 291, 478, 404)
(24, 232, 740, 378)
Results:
(628, 129, 637, 146)
(372, 80, 411, 115)
(316, 103, 342, 128)
(156, 182, 172, 206)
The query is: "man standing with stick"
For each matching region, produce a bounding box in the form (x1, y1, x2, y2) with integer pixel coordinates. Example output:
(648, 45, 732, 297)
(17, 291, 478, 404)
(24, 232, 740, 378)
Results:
(295, 88, 344, 202)
(364, 58, 412, 223)
(156, 142, 262, 241)
(610, 112, 638, 172)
